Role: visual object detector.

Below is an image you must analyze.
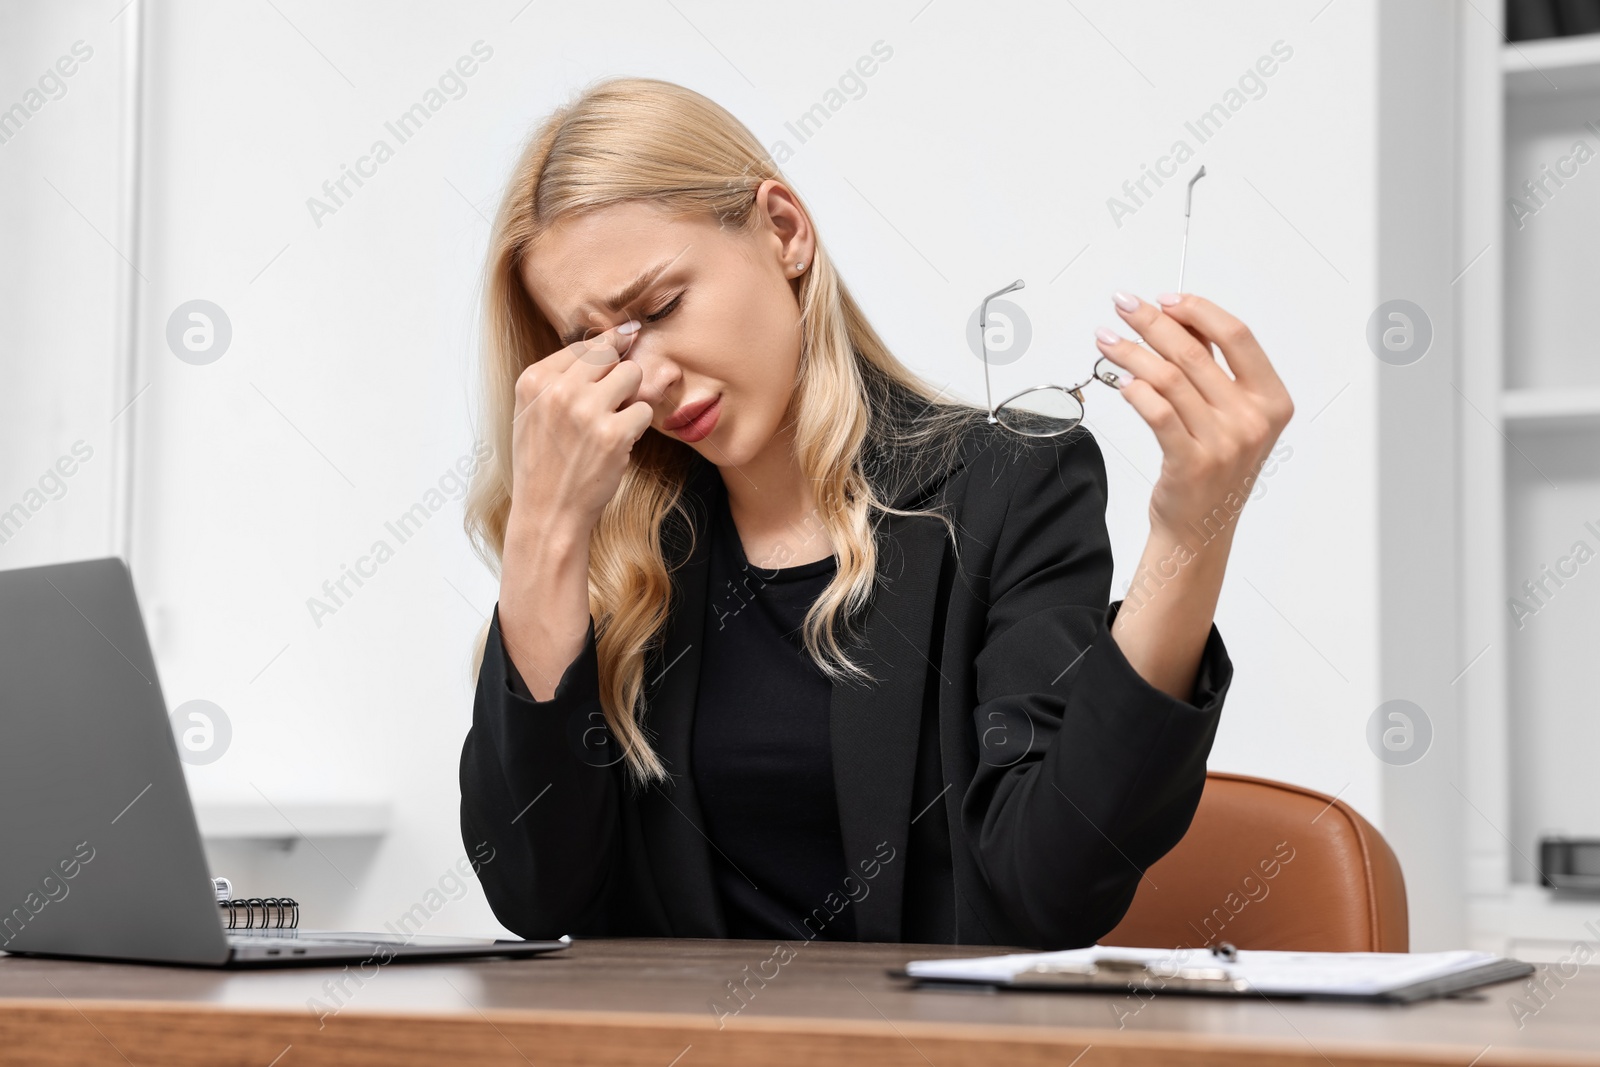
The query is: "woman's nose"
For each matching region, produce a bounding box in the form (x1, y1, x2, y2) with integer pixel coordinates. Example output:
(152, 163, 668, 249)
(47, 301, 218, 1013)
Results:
(624, 333, 679, 407)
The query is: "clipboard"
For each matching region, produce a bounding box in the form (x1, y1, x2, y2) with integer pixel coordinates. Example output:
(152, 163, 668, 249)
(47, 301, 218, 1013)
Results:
(887, 942, 1536, 1003)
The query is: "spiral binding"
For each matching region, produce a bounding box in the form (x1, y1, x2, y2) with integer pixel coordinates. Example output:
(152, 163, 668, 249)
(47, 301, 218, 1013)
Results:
(218, 896, 300, 930)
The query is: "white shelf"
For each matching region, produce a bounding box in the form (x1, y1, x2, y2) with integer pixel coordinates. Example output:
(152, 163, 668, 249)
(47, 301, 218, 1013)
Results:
(193, 801, 392, 841)
(1504, 34, 1600, 97)
(1464, 23, 1600, 949)
(1501, 387, 1600, 428)
(1472, 884, 1600, 956)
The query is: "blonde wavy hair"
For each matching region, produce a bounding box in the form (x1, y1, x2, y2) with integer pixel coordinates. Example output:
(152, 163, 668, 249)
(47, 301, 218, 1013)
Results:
(464, 76, 1005, 788)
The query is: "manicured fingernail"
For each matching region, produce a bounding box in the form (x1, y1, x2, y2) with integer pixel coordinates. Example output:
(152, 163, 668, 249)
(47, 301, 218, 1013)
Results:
(1157, 291, 1182, 307)
(617, 319, 641, 335)
(1095, 327, 1121, 346)
(1112, 291, 1139, 312)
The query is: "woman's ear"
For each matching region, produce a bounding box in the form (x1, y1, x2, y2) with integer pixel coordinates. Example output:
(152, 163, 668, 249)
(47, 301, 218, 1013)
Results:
(755, 179, 814, 278)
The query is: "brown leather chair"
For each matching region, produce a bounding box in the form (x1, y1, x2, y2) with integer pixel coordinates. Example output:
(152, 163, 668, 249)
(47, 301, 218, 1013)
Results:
(1100, 772, 1409, 952)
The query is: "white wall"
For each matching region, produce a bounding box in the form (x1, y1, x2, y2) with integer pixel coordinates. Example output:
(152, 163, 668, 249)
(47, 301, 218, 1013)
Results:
(0, 1, 125, 563)
(4, 0, 1455, 945)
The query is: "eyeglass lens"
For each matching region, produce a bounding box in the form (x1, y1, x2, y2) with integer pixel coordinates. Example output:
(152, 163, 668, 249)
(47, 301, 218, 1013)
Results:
(994, 387, 1084, 436)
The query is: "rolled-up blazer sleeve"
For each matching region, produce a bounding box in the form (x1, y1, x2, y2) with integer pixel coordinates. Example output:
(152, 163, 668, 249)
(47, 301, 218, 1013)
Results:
(961, 428, 1234, 949)
(458, 605, 622, 938)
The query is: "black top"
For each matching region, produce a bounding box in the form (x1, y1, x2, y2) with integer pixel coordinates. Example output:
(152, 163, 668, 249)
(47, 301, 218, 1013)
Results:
(690, 476, 856, 941)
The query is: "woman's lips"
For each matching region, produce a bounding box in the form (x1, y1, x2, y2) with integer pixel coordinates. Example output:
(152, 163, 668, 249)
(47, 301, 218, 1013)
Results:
(672, 396, 721, 442)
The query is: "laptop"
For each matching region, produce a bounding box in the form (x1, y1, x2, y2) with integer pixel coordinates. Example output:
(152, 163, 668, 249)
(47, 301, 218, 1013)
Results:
(0, 556, 569, 968)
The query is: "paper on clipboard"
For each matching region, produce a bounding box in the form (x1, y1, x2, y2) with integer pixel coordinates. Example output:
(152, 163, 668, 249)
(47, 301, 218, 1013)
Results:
(898, 944, 1534, 1001)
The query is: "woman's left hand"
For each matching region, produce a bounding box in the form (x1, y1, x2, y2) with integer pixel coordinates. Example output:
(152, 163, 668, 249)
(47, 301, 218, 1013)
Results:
(1095, 291, 1294, 543)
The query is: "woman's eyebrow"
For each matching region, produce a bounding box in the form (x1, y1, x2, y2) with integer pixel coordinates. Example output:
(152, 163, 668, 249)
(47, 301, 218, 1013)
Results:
(557, 244, 694, 346)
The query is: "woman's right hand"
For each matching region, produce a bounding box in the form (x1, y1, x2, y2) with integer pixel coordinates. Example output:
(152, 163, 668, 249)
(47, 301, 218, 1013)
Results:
(508, 320, 654, 534)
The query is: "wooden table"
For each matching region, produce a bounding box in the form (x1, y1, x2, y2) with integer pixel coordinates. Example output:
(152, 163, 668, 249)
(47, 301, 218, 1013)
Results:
(0, 937, 1594, 1066)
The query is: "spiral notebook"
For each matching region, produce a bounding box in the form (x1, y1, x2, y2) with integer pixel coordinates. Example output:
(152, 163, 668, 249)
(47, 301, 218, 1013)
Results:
(219, 898, 299, 930)
(212, 877, 299, 929)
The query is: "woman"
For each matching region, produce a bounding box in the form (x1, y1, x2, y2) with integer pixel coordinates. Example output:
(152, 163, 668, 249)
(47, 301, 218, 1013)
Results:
(458, 77, 1293, 949)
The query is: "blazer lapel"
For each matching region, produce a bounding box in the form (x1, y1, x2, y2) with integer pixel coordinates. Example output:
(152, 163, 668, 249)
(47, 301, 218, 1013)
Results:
(828, 426, 977, 941)
(636, 454, 727, 937)
(828, 506, 949, 941)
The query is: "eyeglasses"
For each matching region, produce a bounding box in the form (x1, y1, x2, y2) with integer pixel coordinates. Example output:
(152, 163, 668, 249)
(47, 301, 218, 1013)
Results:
(977, 165, 1208, 438)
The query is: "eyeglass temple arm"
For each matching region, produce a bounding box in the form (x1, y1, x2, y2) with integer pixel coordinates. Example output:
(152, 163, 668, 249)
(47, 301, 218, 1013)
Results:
(979, 279, 1025, 416)
(1177, 165, 1206, 294)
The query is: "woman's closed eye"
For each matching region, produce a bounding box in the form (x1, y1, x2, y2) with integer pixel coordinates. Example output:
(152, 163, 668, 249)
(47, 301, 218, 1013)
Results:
(643, 292, 682, 325)
(577, 292, 681, 347)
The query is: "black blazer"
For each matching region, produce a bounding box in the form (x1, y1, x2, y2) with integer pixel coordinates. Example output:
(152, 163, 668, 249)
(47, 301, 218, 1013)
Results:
(460, 397, 1234, 949)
